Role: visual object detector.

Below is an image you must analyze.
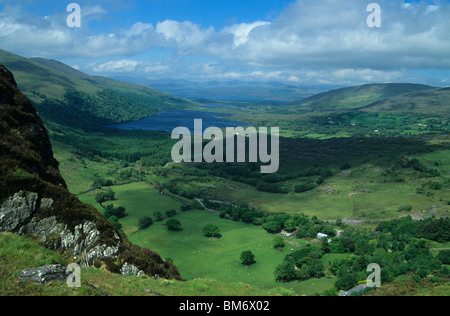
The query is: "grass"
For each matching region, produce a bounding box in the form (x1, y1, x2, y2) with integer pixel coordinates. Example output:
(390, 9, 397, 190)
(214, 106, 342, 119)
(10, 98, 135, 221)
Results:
(129, 209, 324, 295)
(0, 232, 292, 296)
(78, 182, 334, 295)
(52, 140, 124, 194)
(104, 182, 183, 235)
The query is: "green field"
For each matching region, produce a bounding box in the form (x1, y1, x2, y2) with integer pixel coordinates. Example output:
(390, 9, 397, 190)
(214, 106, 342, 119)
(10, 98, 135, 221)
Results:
(79, 182, 339, 295)
(0, 232, 293, 296)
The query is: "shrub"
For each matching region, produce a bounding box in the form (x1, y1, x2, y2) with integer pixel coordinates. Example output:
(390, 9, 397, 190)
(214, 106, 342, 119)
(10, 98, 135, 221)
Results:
(263, 221, 282, 234)
(397, 205, 412, 212)
(294, 182, 317, 193)
(153, 211, 163, 222)
(166, 219, 182, 231)
(202, 224, 221, 238)
(104, 206, 127, 219)
(138, 217, 153, 230)
(95, 189, 115, 203)
(272, 236, 286, 250)
(240, 251, 256, 266)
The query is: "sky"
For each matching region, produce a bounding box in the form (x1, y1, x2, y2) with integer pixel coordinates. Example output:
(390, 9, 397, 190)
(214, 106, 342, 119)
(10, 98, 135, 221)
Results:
(0, 0, 449, 87)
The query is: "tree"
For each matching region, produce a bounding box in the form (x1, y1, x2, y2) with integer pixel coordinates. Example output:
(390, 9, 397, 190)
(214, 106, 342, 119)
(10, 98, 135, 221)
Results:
(321, 237, 330, 254)
(241, 211, 257, 223)
(154, 211, 163, 222)
(274, 261, 296, 282)
(294, 183, 317, 193)
(95, 189, 115, 203)
(138, 217, 153, 230)
(104, 206, 127, 219)
(240, 251, 256, 266)
(263, 221, 282, 234)
(166, 219, 182, 231)
(284, 219, 296, 232)
(272, 236, 286, 250)
(335, 273, 359, 291)
(203, 224, 221, 238)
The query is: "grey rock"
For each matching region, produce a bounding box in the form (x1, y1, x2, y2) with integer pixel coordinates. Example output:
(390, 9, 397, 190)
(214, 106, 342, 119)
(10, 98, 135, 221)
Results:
(0, 191, 38, 232)
(60, 221, 101, 256)
(0, 190, 121, 268)
(18, 264, 68, 285)
(120, 263, 140, 276)
(60, 227, 77, 250)
(18, 216, 64, 237)
(85, 244, 119, 266)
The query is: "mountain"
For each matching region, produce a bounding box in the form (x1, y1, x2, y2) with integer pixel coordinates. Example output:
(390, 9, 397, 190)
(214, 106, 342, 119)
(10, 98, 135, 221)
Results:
(359, 87, 450, 115)
(0, 64, 182, 280)
(0, 50, 197, 127)
(112, 77, 316, 102)
(294, 83, 437, 112)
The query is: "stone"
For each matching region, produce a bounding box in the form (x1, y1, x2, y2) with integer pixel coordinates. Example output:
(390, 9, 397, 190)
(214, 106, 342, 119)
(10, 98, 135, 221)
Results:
(18, 216, 64, 237)
(120, 263, 140, 276)
(59, 221, 101, 256)
(18, 264, 68, 285)
(85, 243, 119, 266)
(0, 191, 38, 232)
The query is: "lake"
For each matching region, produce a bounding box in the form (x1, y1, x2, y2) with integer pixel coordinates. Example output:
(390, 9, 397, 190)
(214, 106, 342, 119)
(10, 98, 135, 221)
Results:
(105, 109, 249, 133)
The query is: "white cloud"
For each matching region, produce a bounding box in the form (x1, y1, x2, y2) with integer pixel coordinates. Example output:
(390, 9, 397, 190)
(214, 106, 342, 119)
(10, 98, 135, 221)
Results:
(92, 59, 139, 73)
(213, 0, 450, 71)
(223, 21, 270, 47)
(1, 0, 449, 86)
(156, 20, 214, 51)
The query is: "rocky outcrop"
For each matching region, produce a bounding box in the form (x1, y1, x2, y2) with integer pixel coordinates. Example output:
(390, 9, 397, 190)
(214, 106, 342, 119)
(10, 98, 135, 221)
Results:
(120, 263, 140, 276)
(0, 65, 183, 281)
(0, 191, 121, 265)
(18, 265, 68, 285)
(18, 216, 64, 239)
(0, 191, 38, 232)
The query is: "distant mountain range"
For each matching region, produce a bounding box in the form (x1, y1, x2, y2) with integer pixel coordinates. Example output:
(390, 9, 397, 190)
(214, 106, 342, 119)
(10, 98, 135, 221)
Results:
(111, 76, 318, 102)
(1, 49, 448, 124)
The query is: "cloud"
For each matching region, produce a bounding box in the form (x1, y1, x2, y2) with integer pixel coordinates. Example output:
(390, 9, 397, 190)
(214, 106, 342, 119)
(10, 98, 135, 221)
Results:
(156, 20, 214, 51)
(223, 21, 270, 47)
(213, 0, 450, 70)
(1, 0, 449, 86)
(91, 59, 140, 73)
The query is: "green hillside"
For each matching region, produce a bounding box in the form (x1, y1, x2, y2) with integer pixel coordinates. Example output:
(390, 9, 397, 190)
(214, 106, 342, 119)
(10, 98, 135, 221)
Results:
(0, 49, 196, 127)
(295, 83, 436, 112)
(0, 232, 289, 296)
(360, 87, 450, 115)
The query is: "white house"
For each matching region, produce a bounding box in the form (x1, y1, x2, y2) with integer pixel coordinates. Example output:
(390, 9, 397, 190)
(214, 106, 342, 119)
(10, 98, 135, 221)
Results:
(317, 233, 328, 240)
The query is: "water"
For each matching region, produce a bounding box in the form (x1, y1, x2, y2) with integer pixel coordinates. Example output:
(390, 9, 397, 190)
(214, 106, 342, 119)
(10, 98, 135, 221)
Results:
(105, 109, 249, 132)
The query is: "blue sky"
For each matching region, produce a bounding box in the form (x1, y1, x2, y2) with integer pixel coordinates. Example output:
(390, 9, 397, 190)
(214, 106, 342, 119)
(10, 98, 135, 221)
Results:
(0, 0, 449, 86)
